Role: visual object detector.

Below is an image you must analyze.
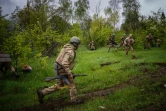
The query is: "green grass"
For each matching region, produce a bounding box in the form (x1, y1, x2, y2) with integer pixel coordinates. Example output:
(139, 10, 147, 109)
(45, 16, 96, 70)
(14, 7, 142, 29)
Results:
(0, 45, 166, 111)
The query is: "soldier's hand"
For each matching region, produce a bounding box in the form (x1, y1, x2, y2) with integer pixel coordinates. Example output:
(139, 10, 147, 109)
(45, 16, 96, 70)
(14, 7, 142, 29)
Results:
(68, 74, 73, 79)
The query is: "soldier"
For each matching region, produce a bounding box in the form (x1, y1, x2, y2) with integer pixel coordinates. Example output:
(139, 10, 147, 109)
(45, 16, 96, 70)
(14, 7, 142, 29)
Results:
(88, 41, 96, 50)
(37, 36, 83, 104)
(124, 34, 136, 59)
(145, 33, 153, 49)
(119, 34, 126, 51)
(22, 64, 32, 72)
(155, 38, 161, 47)
(0, 52, 19, 78)
(108, 34, 118, 52)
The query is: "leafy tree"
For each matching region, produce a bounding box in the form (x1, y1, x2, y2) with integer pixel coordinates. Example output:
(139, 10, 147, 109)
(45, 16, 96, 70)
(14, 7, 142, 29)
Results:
(161, 12, 166, 21)
(107, 0, 121, 29)
(121, 0, 140, 32)
(26, 21, 62, 55)
(57, 0, 73, 22)
(80, 14, 92, 38)
(15, 0, 55, 31)
(104, 7, 119, 30)
(85, 16, 112, 48)
(93, 0, 102, 18)
(131, 8, 166, 49)
(0, 7, 11, 49)
(3, 25, 31, 69)
(68, 23, 83, 38)
(74, 0, 90, 23)
(50, 15, 71, 34)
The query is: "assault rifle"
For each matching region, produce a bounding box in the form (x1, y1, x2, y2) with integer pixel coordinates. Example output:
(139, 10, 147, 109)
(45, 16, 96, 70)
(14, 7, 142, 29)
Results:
(45, 74, 87, 84)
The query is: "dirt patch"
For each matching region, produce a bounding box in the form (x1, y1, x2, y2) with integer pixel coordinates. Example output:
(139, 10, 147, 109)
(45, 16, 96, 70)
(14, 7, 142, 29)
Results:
(16, 63, 166, 111)
(140, 62, 166, 66)
(100, 61, 120, 67)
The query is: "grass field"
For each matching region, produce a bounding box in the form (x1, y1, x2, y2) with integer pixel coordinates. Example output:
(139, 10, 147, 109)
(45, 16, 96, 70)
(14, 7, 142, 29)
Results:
(0, 45, 166, 111)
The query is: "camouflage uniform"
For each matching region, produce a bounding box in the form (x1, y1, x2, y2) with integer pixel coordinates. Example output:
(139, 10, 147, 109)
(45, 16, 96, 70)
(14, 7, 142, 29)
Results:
(155, 38, 161, 47)
(124, 34, 136, 59)
(119, 34, 126, 51)
(22, 64, 32, 72)
(145, 33, 153, 49)
(108, 34, 117, 52)
(88, 41, 96, 50)
(0, 52, 19, 78)
(40, 43, 78, 102)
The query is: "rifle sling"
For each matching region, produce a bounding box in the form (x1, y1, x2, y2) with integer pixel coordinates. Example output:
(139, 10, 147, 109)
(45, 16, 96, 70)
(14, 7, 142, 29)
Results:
(54, 62, 71, 85)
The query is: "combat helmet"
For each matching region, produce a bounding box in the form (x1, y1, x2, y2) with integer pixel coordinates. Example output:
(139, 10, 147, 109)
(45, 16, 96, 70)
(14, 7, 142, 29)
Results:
(112, 34, 116, 36)
(70, 36, 81, 44)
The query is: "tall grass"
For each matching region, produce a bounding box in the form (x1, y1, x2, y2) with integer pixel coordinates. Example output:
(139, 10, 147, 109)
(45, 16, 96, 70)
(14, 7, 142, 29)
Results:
(0, 45, 166, 111)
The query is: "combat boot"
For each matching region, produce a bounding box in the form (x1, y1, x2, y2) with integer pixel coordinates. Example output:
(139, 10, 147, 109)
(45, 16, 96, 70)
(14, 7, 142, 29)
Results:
(37, 89, 44, 104)
(132, 55, 136, 59)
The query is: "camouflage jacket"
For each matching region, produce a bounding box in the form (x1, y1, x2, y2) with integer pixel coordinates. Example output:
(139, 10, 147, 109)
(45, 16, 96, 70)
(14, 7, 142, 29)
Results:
(124, 37, 135, 46)
(56, 44, 76, 76)
(146, 35, 153, 42)
(109, 36, 117, 45)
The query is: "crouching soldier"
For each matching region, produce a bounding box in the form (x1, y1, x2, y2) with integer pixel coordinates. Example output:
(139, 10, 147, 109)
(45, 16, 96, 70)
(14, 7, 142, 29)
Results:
(0, 52, 19, 78)
(37, 36, 83, 104)
(22, 64, 32, 72)
(155, 38, 161, 47)
(88, 41, 96, 50)
(124, 34, 136, 59)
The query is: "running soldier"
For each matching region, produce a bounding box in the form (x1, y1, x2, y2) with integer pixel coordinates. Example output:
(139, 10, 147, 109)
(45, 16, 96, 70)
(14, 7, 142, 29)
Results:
(108, 34, 118, 52)
(119, 34, 126, 51)
(124, 34, 136, 59)
(37, 36, 83, 104)
(145, 33, 153, 49)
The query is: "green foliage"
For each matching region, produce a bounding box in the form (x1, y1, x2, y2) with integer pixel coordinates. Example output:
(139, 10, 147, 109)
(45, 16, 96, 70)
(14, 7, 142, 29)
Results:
(50, 15, 72, 34)
(74, 0, 90, 22)
(68, 23, 83, 37)
(3, 27, 31, 66)
(121, 0, 140, 31)
(135, 9, 166, 49)
(34, 53, 48, 69)
(26, 23, 63, 56)
(57, 0, 73, 22)
(0, 46, 166, 111)
(0, 13, 11, 49)
(83, 16, 112, 48)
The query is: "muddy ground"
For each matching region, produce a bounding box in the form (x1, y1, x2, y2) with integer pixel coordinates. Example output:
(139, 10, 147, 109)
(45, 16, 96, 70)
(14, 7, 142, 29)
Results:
(16, 62, 166, 111)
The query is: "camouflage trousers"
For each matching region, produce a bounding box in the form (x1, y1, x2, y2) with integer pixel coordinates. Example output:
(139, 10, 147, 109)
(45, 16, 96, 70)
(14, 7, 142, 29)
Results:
(41, 78, 77, 102)
(125, 45, 135, 58)
(147, 42, 151, 49)
(156, 43, 160, 47)
(108, 43, 117, 52)
(118, 42, 125, 51)
(90, 45, 95, 50)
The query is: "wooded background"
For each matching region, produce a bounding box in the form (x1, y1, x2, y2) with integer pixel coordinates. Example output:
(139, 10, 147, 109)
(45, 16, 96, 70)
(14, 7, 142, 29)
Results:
(0, 0, 166, 68)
